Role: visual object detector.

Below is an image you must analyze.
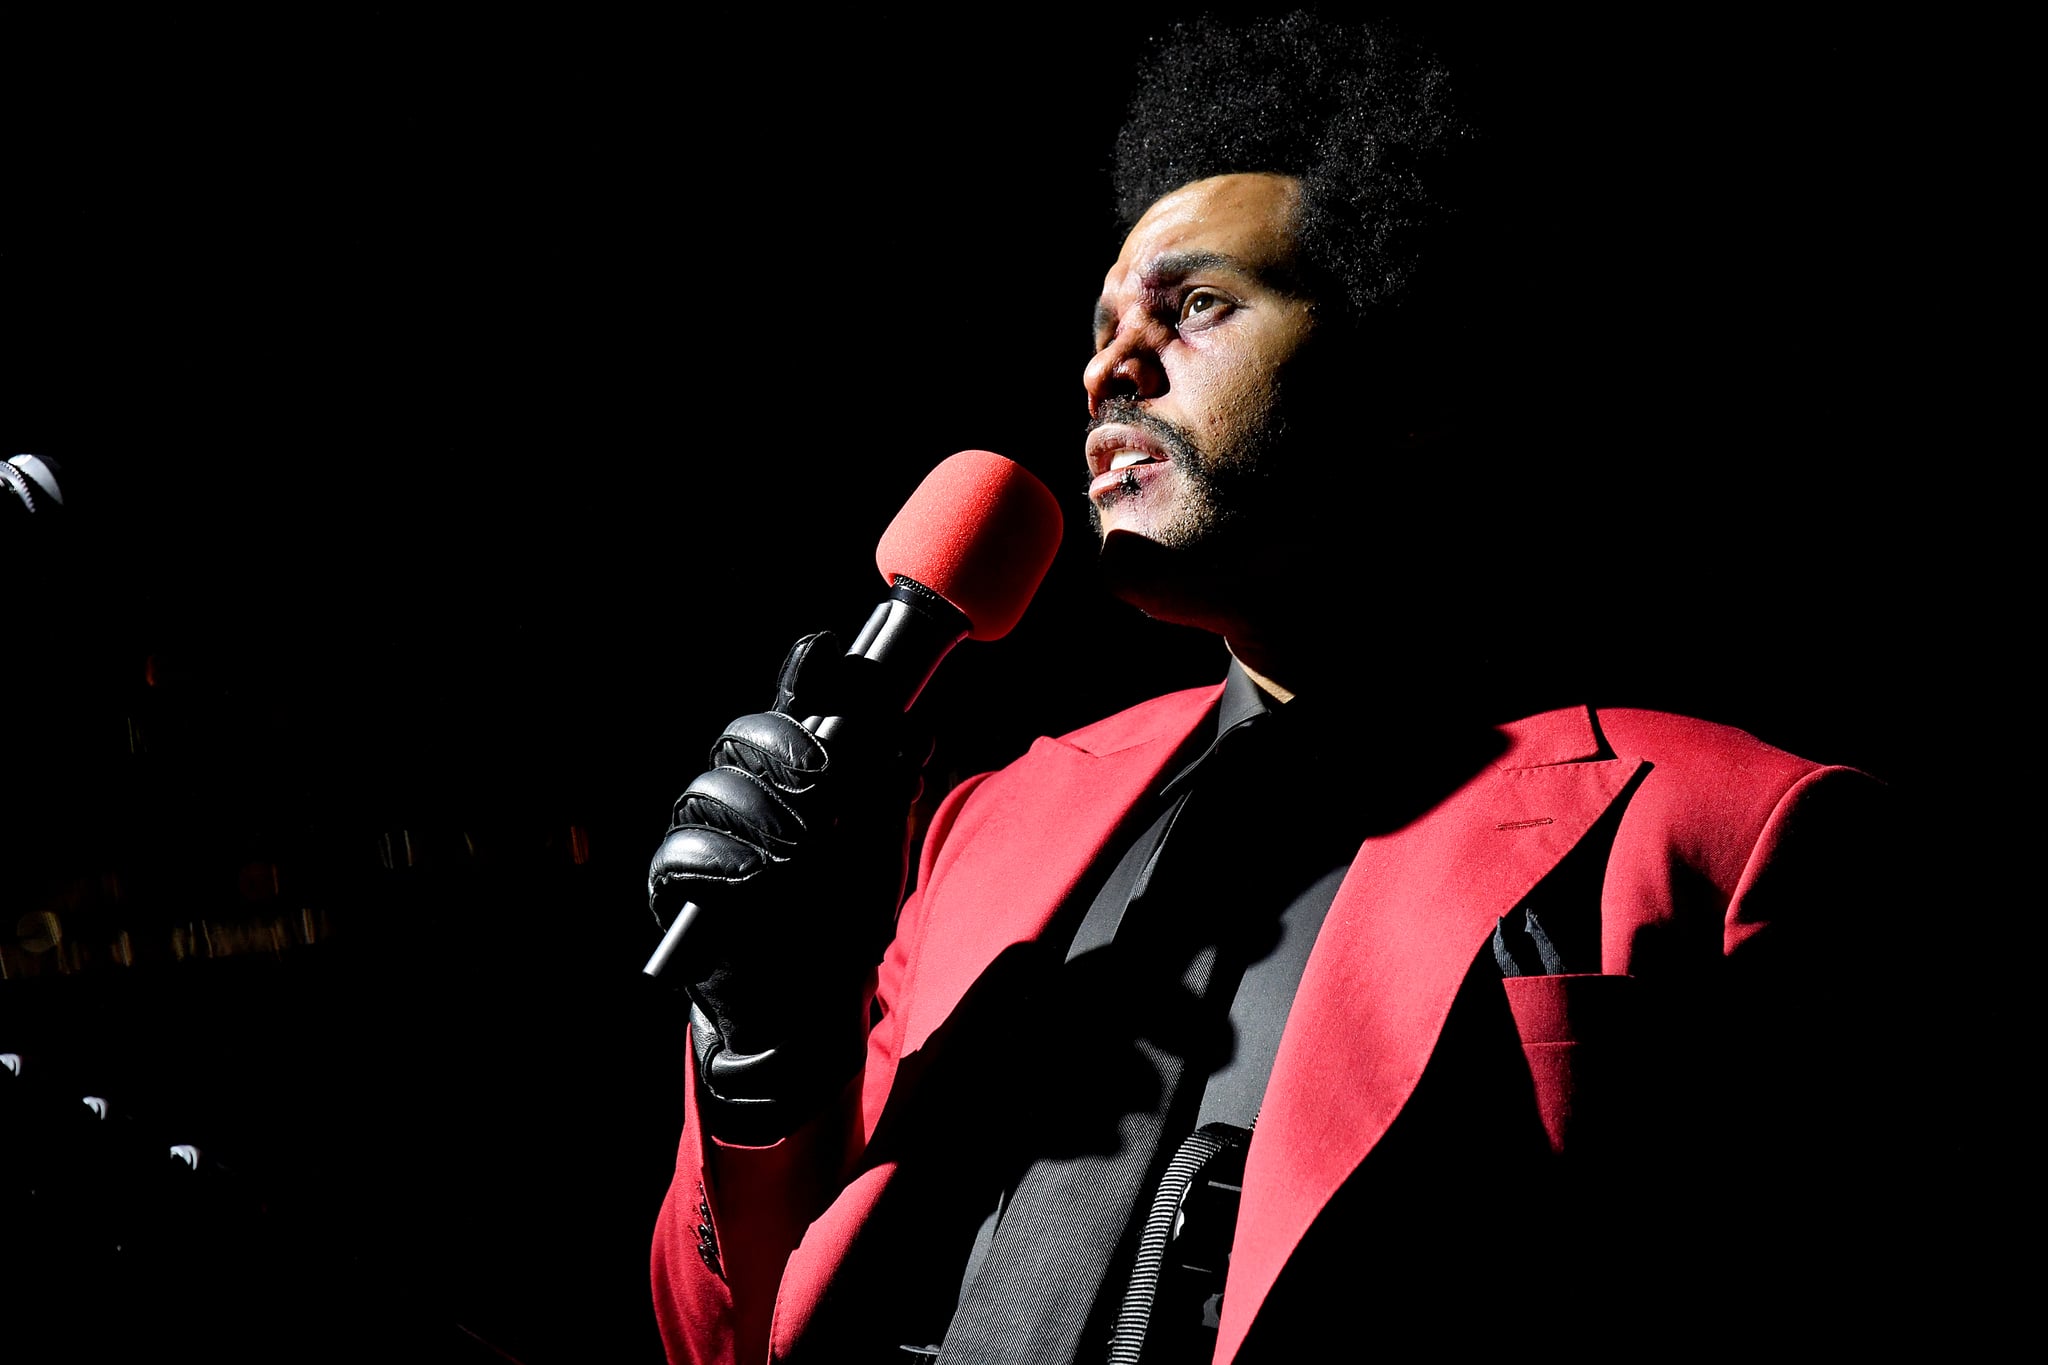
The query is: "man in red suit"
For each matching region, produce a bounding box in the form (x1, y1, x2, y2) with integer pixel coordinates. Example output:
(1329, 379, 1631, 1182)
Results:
(647, 13, 1942, 1363)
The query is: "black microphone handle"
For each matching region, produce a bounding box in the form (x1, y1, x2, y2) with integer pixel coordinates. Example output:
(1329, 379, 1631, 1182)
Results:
(641, 578, 968, 980)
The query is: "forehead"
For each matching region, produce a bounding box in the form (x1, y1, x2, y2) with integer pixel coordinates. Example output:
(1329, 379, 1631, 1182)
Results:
(1103, 172, 1303, 294)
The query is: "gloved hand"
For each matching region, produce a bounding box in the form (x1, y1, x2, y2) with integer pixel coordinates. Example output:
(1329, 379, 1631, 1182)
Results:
(647, 630, 930, 1138)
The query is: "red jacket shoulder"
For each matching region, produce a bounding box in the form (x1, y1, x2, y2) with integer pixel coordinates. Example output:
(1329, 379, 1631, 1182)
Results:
(1590, 706, 1831, 787)
(1576, 705, 1882, 922)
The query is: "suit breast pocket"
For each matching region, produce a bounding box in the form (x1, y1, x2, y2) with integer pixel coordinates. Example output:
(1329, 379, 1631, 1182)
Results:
(1501, 972, 1642, 1156)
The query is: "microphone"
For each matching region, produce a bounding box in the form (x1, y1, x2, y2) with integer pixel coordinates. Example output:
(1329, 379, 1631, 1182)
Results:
(642, 449, 1064, 979)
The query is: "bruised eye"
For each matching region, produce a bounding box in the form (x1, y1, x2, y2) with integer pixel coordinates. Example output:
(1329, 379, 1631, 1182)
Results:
(1178, 290, 1233, 327)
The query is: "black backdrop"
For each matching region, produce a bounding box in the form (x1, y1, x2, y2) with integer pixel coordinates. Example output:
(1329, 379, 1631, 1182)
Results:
(1, 9, 2018, 1362)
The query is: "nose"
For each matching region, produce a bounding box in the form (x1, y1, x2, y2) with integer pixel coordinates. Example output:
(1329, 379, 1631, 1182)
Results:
(1083, 315, 1167, 416)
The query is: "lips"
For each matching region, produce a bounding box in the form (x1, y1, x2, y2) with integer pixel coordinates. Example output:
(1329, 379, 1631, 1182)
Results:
(1086, 424, 1171, 499)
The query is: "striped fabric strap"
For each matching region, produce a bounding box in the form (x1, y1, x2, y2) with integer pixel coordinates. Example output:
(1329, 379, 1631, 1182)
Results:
(1105, 1120, 1250, 1364)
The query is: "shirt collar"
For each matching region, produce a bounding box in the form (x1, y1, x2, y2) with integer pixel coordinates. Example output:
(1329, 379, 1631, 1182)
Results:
(1217, 655, 1281, 736)
(1160, 657, 1282, 799)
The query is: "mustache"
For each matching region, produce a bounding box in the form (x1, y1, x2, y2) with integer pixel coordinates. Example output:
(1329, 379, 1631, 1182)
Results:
(1084, 398, 1203, 466)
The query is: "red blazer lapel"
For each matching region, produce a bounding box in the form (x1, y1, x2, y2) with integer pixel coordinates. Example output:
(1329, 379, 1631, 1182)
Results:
(1217, 706, 1643, 1363)
(896, 685, 1221, 1056)
(774, 688, 1223, 1355)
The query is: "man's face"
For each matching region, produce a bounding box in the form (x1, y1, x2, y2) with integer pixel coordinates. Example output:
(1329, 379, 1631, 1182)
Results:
(1083, 173, 1323, 624)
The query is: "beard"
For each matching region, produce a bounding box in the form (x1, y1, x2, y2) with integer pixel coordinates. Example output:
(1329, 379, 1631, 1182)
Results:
(1084, 393, 1309, 631)
(1083, 395, 1303, 542)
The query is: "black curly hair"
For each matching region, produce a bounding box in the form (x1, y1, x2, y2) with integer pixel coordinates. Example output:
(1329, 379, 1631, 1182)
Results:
(1110, 8, 1470, 344)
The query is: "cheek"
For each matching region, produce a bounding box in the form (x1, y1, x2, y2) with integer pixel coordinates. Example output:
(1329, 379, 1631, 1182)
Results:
(1163, 324, 1300, 443)
(1192, 361, 1279, 447)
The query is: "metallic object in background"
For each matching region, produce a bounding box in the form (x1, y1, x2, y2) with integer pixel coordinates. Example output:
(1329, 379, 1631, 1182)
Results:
(2, 453, 66, 519)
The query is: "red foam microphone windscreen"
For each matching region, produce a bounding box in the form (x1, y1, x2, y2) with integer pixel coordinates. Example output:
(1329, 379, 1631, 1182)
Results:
(875, 450, 1065, 641)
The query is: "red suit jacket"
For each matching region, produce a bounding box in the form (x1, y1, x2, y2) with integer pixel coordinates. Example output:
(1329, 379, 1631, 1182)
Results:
(651, 685, 1906, 1363)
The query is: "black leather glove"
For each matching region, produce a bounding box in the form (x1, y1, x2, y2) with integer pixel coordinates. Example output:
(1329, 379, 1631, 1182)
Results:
(647, 631, 929, 1139)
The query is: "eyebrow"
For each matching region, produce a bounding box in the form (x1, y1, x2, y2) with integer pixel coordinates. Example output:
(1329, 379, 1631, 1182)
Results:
(1090, 249, 1281, 339)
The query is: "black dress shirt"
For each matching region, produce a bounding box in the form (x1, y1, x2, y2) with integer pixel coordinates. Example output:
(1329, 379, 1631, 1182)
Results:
(934, 661, 1367, 1364)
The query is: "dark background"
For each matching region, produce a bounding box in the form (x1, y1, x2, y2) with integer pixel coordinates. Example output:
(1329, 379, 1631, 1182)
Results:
(1, 8, 2016, 1362)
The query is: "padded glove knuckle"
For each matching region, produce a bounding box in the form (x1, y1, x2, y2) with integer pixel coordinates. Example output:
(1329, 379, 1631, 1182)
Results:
(647, 826, 770, 912)
(674, 765, 808, 848)
(712, 711, 829, 786)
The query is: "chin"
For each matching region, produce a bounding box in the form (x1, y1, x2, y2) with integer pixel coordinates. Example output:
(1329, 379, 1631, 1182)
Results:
(1095, 527, 1251, 635)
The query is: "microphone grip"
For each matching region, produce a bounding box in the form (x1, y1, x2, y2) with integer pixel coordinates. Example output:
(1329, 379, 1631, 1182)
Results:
(643, 713, 850, 979)
(643, 899, 703, 979)
(641, 581, 967, 981)
(641, 713, 837, 983)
